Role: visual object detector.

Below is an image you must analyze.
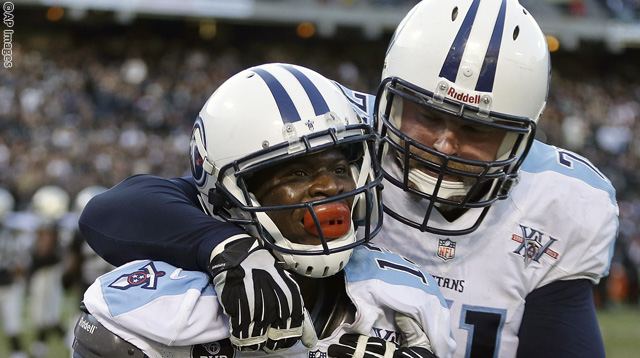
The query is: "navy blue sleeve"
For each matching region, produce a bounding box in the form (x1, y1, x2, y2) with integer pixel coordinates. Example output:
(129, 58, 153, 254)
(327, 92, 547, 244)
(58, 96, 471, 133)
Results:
(517, 279, 604, 358)
(79, 174, 246, 272)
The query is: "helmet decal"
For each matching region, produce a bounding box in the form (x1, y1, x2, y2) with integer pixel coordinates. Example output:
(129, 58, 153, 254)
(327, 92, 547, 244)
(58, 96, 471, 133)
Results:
(190, 116, 207, 186)
(281, 64, 330, 115)
(476, 0, 507, 92)
(252, 67, 302, 123)
(439, 0, 482, 82)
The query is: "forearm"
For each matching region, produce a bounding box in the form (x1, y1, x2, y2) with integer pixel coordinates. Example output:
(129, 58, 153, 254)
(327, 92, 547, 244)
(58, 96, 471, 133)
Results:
(517, 279, 604, 358)
(79, 175, 246, 271)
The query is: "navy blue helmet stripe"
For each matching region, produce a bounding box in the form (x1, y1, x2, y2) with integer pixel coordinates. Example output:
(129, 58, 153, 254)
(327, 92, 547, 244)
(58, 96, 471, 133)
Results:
(253, 68, 301, 123)
(475, 0, 507, 92)
(439, 0, 482, 82)
(281, 65, 330, 116)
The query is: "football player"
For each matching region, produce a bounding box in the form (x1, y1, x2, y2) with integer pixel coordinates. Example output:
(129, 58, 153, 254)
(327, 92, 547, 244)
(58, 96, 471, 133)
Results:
(60, 185, 113, 352)
(0, 187, 28, 358)
(61, 185, 112, 293)
(72, 63, 455, 358)
(29, 185, 70, 357)
(79, 1, 618, 357)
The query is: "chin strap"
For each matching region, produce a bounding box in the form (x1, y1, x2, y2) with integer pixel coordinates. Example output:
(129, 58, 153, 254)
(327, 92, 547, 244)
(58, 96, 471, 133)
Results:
(408, 168, 470, 200)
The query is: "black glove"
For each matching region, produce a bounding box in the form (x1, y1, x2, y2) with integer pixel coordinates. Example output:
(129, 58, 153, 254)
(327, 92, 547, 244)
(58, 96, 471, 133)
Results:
(328, 313, 437, 358)
(208, 236, 316, 352)
(327, 334, 437, 358)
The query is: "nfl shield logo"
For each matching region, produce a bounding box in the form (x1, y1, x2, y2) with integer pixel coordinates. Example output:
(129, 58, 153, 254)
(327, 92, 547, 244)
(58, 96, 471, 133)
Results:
(437, 239, 456, 261)
(308, 350, 327, 358)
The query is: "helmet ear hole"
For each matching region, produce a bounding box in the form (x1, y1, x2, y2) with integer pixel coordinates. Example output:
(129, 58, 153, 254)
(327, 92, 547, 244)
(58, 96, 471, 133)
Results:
(208, 187, 231, 215)
(513, 26, 520, 41)
(451, 7, 458, 21)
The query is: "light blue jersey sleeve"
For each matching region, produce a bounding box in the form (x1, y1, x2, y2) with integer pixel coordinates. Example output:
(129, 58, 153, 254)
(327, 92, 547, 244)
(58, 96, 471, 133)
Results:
(521, 140, 616, 205)
(346, 245, 446, 306)
(519, 140, 619, 283)
(84, 260, 229, 346)
(344, 246, 455, 357)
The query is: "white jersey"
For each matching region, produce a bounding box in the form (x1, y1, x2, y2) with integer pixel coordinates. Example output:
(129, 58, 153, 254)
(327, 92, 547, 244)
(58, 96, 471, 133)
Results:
(337, 87, 617, 357)
(376, 140, 618, 358)
(83, 246, 455, 358)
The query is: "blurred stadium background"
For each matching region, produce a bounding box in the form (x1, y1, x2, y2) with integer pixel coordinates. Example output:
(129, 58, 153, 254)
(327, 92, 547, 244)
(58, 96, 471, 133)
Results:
(1, 0, 639, 357)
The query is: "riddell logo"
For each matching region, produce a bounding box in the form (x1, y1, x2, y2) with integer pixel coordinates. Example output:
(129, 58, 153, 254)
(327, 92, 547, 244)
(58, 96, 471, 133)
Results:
(447, 87, 481, 104)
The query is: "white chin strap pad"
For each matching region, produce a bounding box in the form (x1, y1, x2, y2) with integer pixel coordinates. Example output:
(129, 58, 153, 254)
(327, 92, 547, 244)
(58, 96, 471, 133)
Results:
(408, 168, 471, 200)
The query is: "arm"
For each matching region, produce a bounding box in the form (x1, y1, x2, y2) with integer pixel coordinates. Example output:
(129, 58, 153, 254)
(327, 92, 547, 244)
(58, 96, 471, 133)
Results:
(78, 174, 246, 271)
(78, 174, 315, 351)
(517, 279, 604, 358)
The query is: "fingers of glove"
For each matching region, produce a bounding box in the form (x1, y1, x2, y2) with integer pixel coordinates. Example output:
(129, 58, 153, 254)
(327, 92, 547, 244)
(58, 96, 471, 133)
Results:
(266, 325, 303, 341)
(218, 271, 252, 340)
(252, 269, 291, 324)
(253, 265, 307, 335)
(328, 334, 392, 358)
(301, 309, 318, 349)
(234, 343, 263, 352)
(263, 309, 316, 351)
(262, 336, 298, 353)
(229, 331, 267, 352)
(394, 347, 438, 358)
(394, 313, 432, 352)
(278, 269, 305, 321)
(271, 267, 305, 325)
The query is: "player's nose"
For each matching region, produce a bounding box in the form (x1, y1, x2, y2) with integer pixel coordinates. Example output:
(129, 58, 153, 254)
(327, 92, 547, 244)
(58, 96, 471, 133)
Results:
(432, 129, 459, 156)
(308, 173, 343, 198)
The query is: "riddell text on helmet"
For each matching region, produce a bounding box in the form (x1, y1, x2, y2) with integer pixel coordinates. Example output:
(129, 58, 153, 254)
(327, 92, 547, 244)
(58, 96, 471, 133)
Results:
(447, 87, 481, 104)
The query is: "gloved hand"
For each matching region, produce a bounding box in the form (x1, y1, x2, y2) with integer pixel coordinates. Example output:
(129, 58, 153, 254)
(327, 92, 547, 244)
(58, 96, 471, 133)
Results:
(327, 313, 437, 358)
(208, 235, 317, 352)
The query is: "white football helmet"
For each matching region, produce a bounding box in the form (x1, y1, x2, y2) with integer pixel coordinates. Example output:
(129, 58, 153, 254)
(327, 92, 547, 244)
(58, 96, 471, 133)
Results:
(74, 186, 107, 213)
(0, 187, 14, 221)
(190, 63, 383, 278)
(376, 0, 550, 235)
(32, 185, 70, 222)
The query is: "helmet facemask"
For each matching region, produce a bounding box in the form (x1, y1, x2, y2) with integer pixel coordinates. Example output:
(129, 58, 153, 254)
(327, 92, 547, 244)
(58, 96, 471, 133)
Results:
(376, 77, 535, 235)
(216, 126, 382, 278)
(377, 0, 550, 235)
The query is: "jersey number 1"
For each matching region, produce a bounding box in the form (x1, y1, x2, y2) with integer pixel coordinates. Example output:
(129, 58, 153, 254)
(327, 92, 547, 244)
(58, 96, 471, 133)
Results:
(460, 305, 506, 358)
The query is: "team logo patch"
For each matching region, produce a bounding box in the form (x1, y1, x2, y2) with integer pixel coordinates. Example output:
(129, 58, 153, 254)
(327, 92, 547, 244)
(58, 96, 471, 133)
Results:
(511, 224, 559, 267)
(372, 327, 402, 345)
(437, 238, 456, 261)
(190, 116, 207, 186)
(192, 339, 235, 358)
(308, 350, 327, 358)
(108, 262, 166, 290)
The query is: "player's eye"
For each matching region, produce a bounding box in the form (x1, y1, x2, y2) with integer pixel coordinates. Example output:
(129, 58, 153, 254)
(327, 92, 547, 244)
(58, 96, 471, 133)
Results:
(334, 166, 347, 175)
